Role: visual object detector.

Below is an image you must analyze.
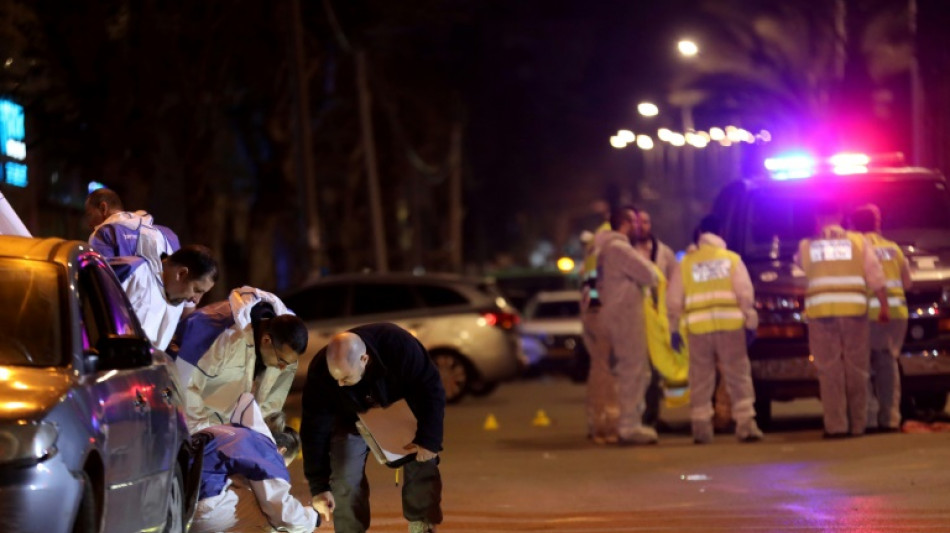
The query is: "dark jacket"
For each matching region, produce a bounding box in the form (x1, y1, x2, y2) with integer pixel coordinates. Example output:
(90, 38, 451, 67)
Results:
(300, 322, 446, 495)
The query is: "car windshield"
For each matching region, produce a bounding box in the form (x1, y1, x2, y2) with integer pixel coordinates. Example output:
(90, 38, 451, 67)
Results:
(743, 177, 950, 260)
(0, 259, 65, 366)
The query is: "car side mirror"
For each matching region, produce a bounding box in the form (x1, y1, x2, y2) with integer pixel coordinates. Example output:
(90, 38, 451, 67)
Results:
(95, 334, 152, 370)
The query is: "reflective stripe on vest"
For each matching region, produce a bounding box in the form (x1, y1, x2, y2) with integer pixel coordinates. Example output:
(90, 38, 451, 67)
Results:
(800, 233, 867, 318)
(866, 233, 908, 320)
(681, 245, 744, 334)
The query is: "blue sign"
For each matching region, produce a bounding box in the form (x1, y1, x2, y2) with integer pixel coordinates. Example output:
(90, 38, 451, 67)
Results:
(0, 99, 26, 187)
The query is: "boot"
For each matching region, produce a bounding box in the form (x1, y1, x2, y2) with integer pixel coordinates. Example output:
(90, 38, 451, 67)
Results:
(736, 418, 764, 442)
(692, 420, 714, 444)
(618, 425, 658, 445)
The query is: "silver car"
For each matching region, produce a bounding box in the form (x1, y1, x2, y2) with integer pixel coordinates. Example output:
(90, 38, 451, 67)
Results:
(282, 273, 524, 403)
(0, 236, 199, 533)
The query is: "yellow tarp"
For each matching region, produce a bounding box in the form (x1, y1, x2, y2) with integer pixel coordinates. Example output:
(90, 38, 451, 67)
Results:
(643, 264, 690, 408)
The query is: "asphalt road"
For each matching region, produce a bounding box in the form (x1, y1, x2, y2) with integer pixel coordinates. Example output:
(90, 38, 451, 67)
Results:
(272, 377, 950, 532)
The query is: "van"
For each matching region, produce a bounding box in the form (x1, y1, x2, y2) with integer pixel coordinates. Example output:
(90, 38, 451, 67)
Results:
(711, 153, 950, 425)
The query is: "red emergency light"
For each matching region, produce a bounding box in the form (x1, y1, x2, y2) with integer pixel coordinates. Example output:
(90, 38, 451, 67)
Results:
(764, 152, 905, 180)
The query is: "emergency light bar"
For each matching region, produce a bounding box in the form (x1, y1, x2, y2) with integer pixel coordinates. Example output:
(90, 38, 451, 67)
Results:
(764, 152, 905, 180)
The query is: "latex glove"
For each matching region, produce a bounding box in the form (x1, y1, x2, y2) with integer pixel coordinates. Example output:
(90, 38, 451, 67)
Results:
(312, 491, 334, 524)
(746, 328, 757, 347)
(404, 443, 439, 462)
(878, 305, 890, 324)
(670, 332, 684, 352)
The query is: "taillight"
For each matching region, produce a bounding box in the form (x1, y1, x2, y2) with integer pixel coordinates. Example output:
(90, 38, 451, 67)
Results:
(756, 324, 806, 339)
(481, 311, 520, 330)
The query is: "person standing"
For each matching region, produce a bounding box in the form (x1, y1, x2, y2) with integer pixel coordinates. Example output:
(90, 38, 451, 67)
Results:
(797, 202, 888, 438)
(169, 287, 308, 432)
(595, 205, 659, 444)
(580, 219, 618, 443)
(850, 204, 911, 432)
(634, 209, 678, 429)
(109, 245, 218, 351)
(300, 323, 444, 533)
(85, 187, 180, 274)
(668, 215, 763, 443)
(190, 393, 320, 533)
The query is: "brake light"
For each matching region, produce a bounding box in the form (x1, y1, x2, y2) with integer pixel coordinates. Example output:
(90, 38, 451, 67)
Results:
(481, 311, 520, 330)
(756, 324, 806, 339)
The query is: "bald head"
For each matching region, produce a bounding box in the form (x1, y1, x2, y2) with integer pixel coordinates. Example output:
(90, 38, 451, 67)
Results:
(326, 332, 369, 386)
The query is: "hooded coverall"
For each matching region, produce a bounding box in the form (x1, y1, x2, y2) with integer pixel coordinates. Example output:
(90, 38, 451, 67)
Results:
(191, 393, 320, 533)
(169, 287, 298, 433)
(581, 222, 618, 442)
(668, 233, 760, 441)
(864, 232, 912, 430)
(595, 230, 659, 442)
(798, 226, 886, 436)
(110, 256, 185, 351)
(89, 210, 180, 275)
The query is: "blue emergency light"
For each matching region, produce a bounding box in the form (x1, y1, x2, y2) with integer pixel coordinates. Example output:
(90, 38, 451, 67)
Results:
(764, 152, 902, 180)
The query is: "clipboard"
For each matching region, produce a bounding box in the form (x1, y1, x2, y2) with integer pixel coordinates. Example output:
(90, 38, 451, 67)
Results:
(355, 399, 418, 468)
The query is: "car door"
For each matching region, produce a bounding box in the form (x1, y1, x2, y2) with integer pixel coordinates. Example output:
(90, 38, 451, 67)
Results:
(77, 259, 154, 529)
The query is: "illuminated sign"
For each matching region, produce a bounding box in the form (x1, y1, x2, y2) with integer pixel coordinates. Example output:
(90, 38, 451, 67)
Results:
(0, 99, 26, 187)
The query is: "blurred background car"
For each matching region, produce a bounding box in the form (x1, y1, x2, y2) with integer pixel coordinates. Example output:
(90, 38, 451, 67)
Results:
(281, 273, 523, 403)
(0, 236, 198, 533)
(519, 290, 589, 382)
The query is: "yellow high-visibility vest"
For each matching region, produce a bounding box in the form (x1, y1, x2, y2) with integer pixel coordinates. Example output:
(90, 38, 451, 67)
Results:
(865, 232, 908, 320)
(681, 244, 744, 334)
(799, 232, 868, 318)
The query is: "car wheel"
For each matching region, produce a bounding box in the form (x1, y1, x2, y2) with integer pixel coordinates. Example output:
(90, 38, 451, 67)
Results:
(431, 351, 470, 403)
(162, 463, 185, 533)
(72, 471, 97, 533)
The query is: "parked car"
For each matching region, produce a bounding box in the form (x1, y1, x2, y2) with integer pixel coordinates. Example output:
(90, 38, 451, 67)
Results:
(711, 152, 950, 425)
(520, 290, 588, 381)
(281, 273, 524, 403)
(0, 236, 199, 533)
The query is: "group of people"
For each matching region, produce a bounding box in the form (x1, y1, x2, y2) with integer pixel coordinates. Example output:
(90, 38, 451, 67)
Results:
(579, 201, 907, 445)
(84, 188, 445, 533)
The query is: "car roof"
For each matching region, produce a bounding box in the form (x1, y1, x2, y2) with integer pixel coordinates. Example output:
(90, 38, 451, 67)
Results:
(530, 290, 581, 302)
(0, 235, 82, 264)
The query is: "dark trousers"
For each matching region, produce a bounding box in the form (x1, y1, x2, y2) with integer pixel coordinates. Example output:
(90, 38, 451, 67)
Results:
(330, 429, 443, 533)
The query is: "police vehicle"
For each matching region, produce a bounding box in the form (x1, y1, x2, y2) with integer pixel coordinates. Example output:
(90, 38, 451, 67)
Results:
(711, 152, 950, 425)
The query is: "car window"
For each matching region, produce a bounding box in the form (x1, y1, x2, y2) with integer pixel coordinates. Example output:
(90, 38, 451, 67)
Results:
(532, 300, 580, 319)
(0, 258, 64, 366)
(79, 260, 143, 339)
(417, 284, 469, 307)
(351, 283, 419, 316)
(743, 178, 950, 259)
(283, 284, 349, 321)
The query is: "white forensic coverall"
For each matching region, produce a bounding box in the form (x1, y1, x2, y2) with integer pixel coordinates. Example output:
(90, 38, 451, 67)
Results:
(174, 287, 298, 433)
(191, 393, 319, 533)
(112, 256, 185, 351)
(596, 230, 659, 443)
(90, 210, 179, 275)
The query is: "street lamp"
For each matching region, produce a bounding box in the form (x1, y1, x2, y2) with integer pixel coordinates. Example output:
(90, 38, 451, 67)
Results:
(637, 102, 659, 117)
(677, 39, 699, 57)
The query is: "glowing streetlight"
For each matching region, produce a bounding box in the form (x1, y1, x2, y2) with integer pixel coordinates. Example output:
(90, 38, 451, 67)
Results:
(609, 135, 627, 149)
(637, 102, 659, 117)
(709, 127, 725, 141)
(657, 128, 673, 142)
(678, 39, 699, 57)
(636, 135, 654, 150)
(617, 129, 636, 143)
